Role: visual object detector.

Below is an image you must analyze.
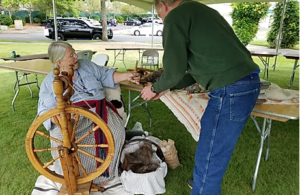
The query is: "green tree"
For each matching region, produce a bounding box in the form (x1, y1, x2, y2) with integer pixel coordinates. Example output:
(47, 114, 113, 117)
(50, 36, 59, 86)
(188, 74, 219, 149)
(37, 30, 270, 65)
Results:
(20, 0, 39, 24)
(1, 0, 19, 18)
(231, 2, 270, 45)
(74, 0, 100, 18)
(121, 4, 146, 20)
(267, 1, 299, 48)
(33, 0, 78, 18)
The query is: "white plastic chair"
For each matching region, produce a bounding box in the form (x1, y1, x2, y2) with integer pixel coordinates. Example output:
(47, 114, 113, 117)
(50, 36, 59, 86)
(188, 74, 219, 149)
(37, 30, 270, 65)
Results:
(93, 54, 109, 66)
(76, 50, 93, 60)
(140, 50, 159, 69)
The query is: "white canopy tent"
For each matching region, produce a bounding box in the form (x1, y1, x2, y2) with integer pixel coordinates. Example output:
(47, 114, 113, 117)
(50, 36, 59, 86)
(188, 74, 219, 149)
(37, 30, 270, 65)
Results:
(117, 0, 286, 55)
(117, 0, 283, 10)
(52, 0, 287, 61)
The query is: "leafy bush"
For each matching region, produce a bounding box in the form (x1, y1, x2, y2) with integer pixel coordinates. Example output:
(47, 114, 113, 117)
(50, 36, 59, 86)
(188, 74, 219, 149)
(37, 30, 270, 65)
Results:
(231, 2, 270, 45)
(33, 17, 41, 23)
(11, 16, 25, 26)
(24, 16, 30, 23)
(9, 24, 15, 28)
(35, 12, 46, 21)
(11, 15, 21, 21)
(0, 14, 13, 26)
(267, 1, 299, 48)
(115, 15, 124, 23)
(22, 18, 26, 26)
(91, 15, 100, 21)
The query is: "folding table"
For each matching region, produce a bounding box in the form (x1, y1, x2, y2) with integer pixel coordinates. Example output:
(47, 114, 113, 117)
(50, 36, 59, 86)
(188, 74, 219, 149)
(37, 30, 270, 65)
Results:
(251, 51, 280, 80)
(283, 53, 299, 88)
(0, 59, 52, 111)
(250, 104, 299, 191)
(105, 47, 163, 70)
(119, 81, 152, 128)
(0, 54, 50, 111)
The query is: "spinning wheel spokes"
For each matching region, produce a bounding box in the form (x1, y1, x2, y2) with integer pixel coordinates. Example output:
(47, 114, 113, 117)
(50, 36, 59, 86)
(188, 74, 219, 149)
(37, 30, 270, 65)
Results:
(75, 125, 101, 144)
(26, 107, 115, 185)
(43, 156, 60, 169)
(35, 130, 64, 145)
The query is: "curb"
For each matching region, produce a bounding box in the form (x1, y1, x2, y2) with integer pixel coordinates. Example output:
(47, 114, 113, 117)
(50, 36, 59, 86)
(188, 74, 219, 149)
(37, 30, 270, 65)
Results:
(0, 30, 28, 34)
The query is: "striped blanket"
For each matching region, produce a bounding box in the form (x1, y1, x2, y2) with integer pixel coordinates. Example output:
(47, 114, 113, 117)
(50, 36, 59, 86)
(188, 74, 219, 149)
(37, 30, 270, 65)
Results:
(160, 89, 299, 141)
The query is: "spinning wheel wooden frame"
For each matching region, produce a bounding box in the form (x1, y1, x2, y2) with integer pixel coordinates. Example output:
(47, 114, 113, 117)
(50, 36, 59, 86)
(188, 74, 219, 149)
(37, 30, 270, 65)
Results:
(26, 67, 115, 194)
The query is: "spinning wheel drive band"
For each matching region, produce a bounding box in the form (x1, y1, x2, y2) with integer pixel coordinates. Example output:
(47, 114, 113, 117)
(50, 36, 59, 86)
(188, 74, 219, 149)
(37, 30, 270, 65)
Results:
(26, 106, 115, 185)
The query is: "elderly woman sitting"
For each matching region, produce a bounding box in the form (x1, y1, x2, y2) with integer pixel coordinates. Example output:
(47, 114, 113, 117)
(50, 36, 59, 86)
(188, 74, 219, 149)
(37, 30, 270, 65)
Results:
(36, 42, 139, 193)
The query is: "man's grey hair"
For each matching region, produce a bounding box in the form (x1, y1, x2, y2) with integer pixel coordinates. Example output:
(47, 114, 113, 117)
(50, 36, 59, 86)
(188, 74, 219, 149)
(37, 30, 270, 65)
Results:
(154, 0, 179, 7)
(48, 41, 72, 65)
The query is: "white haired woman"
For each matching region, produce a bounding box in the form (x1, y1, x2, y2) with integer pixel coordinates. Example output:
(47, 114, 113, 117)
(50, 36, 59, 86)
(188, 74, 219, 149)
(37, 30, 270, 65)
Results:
(35, 41, 139, 194)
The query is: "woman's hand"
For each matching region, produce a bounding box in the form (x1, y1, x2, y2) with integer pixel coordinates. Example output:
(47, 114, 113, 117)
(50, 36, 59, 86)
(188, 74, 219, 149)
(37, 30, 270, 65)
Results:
(126, 72, 140, 84)
(113, 71, 140, 84)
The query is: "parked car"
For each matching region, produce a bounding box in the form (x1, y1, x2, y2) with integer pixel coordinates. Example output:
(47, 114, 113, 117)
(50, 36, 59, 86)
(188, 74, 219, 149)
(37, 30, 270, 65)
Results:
(124, 19, 141, 26)
(130, 23, 163, 36)
(99, 18, 118, 26)
(138, 17, 149, 24)
(44, 18, 113, 41)
(78, 17, 88, 20)
(86, 18, 101, 26)
(147, 17, 163, 24)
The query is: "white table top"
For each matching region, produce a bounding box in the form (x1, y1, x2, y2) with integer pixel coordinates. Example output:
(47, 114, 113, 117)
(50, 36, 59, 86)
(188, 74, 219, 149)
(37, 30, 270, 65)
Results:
(0, 59, 52, 76)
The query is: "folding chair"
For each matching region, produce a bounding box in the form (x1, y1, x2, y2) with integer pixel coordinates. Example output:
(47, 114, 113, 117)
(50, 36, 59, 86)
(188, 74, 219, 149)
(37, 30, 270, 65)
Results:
(93, 54, 109, 66)
(140, 50, 159, 70)
(76, 50, 93, 60)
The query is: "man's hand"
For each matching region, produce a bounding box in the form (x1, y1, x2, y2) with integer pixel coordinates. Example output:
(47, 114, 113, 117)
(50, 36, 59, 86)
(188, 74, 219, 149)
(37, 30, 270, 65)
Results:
(141, 85, 157, 100)
(152, 89, 169, 100)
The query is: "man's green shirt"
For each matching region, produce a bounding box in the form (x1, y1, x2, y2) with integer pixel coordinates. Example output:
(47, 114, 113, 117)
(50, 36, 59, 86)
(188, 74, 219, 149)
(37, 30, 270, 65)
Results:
(153, 0, 259, 93)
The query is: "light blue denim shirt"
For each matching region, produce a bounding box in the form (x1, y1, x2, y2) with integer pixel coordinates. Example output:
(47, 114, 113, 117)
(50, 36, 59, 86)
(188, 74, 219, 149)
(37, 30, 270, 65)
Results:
(38, 59, 117, 130)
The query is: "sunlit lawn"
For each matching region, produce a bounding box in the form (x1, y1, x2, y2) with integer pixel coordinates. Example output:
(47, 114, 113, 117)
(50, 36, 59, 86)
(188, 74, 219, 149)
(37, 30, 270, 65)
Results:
(0, 42, 298, 195)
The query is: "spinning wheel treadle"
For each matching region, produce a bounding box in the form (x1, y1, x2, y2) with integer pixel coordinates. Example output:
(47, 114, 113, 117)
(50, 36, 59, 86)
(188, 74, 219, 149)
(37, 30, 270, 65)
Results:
(26, 68, 115, 194)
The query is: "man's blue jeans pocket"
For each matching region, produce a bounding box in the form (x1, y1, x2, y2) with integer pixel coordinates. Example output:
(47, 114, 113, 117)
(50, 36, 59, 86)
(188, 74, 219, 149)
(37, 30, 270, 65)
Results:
(230, 88, 260, 122)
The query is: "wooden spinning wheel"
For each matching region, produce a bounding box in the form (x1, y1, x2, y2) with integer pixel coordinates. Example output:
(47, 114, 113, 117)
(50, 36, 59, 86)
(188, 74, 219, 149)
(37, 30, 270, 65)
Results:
(26, 67, 115, 194)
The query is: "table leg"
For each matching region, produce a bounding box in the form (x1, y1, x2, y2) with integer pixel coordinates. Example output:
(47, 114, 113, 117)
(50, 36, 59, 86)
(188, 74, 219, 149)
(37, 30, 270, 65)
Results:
(144, 102, 152, 127)
(122, 50, 127, 70)
(250, 116, 272, 191)
(111, 49, 127, 70)
(288, 59, 299, 89)
(125, 90, 152, 128)
(25, 73, 33, 98)
(12, 71, 40, 112)
(35, 74, 40, 89)
(112, 50, 117, 67)
(258, 56, 270, 80)
(125, 89, 132, 127)
(12, 71, 21, 112)
(138, 49, 142, 63)
(272, 55, 279, 71)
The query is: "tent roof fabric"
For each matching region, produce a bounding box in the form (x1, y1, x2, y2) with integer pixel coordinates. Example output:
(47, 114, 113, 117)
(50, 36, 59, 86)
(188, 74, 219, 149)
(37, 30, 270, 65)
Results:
(118, 0, 283, 11)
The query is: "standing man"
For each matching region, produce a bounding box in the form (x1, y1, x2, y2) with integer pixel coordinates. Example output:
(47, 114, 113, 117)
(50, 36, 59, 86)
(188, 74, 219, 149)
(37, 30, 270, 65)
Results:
(141, 0, 261, 195)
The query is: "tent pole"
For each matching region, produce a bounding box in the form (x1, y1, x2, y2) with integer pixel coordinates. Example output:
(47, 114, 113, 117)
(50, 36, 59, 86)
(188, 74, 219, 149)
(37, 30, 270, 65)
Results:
(52, 0, 58, 41)
(151, 5, 154, 48)
(273, 0, 287, 71)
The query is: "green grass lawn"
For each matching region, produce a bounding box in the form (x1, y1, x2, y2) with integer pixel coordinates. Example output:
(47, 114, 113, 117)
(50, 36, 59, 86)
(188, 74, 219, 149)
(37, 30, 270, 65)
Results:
(250, 39, 299, 50)
(0, 43, 298, 195)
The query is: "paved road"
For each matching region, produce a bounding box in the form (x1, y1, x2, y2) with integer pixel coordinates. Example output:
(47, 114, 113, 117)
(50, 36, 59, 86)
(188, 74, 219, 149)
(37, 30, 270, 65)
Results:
(0, 25, 162, 43)
(0, 32, 162, 43)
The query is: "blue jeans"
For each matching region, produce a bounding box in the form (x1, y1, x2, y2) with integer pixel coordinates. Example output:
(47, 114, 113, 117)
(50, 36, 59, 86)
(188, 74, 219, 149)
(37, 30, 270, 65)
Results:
(191, 74, 260, 195)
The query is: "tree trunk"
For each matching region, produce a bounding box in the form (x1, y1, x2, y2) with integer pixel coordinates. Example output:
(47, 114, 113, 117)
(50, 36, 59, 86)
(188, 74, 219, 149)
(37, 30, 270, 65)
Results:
(29, 0, 32, 24)
(101, 0, 108, 41)
(29, 9, 32, 24)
